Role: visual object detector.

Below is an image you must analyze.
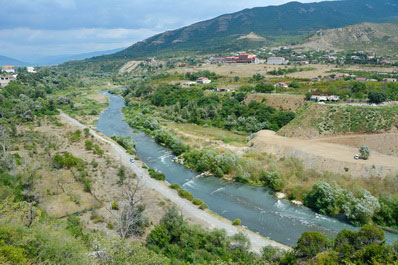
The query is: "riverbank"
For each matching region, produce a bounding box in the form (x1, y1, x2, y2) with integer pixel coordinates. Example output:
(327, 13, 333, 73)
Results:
(58, 111, 290, 252)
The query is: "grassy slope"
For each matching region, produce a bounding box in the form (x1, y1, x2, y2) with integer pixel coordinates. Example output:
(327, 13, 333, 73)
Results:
(279, 104, 398, 138)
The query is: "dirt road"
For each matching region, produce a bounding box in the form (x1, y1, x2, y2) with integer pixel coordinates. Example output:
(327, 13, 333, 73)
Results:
(59, 112, 289, 252)
(252, 130, 398, 178)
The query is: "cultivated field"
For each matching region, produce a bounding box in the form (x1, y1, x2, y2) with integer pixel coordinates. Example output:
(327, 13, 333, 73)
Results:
(168, 63, 398, 79)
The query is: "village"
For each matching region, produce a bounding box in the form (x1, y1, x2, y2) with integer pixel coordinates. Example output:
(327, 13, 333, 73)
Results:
(0, 65, 36, 87)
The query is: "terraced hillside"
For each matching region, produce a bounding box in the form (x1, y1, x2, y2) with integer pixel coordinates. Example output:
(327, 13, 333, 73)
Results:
(278, 104, 398, 139)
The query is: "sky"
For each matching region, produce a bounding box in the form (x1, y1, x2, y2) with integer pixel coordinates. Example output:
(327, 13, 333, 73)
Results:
(0, 0, 319, 60)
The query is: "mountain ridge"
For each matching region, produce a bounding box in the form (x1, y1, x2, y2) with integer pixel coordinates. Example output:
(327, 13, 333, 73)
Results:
(103, 0, 398, 60)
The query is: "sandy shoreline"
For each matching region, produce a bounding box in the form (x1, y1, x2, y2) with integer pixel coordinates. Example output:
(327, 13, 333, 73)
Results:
(58, 111, 290, 253)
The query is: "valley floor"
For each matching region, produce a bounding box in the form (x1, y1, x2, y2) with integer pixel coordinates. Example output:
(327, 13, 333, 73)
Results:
(58, 112, 290, 252)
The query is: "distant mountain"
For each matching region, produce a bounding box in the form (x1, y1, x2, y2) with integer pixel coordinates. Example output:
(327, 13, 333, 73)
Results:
(101, 0, 398, 60)
(300, 22, 398, 56)
(24, 48, 125, 65)
(0, 55, 29, 66)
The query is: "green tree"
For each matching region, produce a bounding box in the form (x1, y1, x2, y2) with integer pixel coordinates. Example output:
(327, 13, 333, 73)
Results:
(296, 232, 329, 258)
(359, 145, 370, 160)
(368, 92, 387, 104)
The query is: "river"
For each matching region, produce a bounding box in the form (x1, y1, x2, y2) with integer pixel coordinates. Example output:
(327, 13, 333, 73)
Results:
(95, 91, 398, 246)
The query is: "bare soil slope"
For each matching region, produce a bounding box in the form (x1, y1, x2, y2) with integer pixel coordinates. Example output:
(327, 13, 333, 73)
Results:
(299, 22, 398, 57)
(252, 130, 398, 178)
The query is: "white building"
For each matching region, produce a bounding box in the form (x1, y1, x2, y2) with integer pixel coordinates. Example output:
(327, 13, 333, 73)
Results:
(27, 66, 36, 73)
(0, 75, 16, 87)
(196, 77, 211, 84)
(267, 57, 287, 65)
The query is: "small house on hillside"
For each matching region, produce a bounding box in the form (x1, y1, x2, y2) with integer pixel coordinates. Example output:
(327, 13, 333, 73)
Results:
(384, 78, 397, 82)
(0, 75, 16, 87)
(27, 66, 36, 73)
(196, 77, 211, 84)
(274, 82, 288, 88)
(355, 78, 367, 82)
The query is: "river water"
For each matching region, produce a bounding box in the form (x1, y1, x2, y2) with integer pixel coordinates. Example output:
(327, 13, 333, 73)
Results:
(95, 92, 398, 246)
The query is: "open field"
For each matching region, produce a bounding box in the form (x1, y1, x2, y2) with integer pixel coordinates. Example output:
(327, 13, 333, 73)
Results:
(167, 63, 398, 79)
(252, 130, 398, 178)
(246, 93, 306, 112)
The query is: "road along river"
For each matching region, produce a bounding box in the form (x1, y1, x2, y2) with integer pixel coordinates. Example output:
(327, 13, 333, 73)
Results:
(95, 91, 398, 247)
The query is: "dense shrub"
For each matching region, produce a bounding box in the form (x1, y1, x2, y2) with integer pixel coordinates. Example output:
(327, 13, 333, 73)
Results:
(260, 171, 284, 191)
(148, 169, 166, 181)
(146, 207, 260, 264)
(296, 232, 328, 257)
(304, 182, 380, 226)
(368, 92, 387, 104)
(177, 189, 193, 201)
(359, 145, 370, 160)
(111, 135, 136, 155)
(52, 152, 85, 169)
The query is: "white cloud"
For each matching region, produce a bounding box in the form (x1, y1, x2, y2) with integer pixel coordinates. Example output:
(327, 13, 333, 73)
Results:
(0, 0, 325, 58)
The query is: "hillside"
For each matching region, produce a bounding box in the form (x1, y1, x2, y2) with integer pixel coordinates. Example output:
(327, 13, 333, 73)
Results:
(278, 104, 398, 139)
(300, 22, 398, 56)
(98, 0, 398, 60)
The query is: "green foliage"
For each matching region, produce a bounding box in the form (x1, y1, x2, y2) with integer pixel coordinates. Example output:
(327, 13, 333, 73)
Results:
(112, 201, 119, 210)
(170, 183, 181, 190)
(183, 148, 237, 178)
(69, 130, 81, 142)
(304, 182, 381, 226)
(296, 232, 328, 258)
(0, 221, 89, 265)
(117, 166, 126, 184)
(260, 170, 284, 191)
(374, 194, 398, 228)
(255, 83, 274, 93)
(111, 135, 136, 155)
(185, 71, 218, 81)
(85, 140, 93, 150)
(359, 145, 370, 160)
(268, 67, 315, 76)
(154, 129, 187, 155)
(232, 218, 241, 226)
(177, 189, 193, 201)
(192, 198, 203, 206)
(52, 152, 85, 169)
(146, 207, 261, 264)
(368, 91, 387, 104)
(125, 83, 295, 133)
(94, 237, 169, 265)
(304, 182, 342, 216)
(148, 169, 166, 181)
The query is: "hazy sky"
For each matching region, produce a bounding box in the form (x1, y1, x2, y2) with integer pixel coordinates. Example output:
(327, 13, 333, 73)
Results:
(0, 0, 320, 59)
